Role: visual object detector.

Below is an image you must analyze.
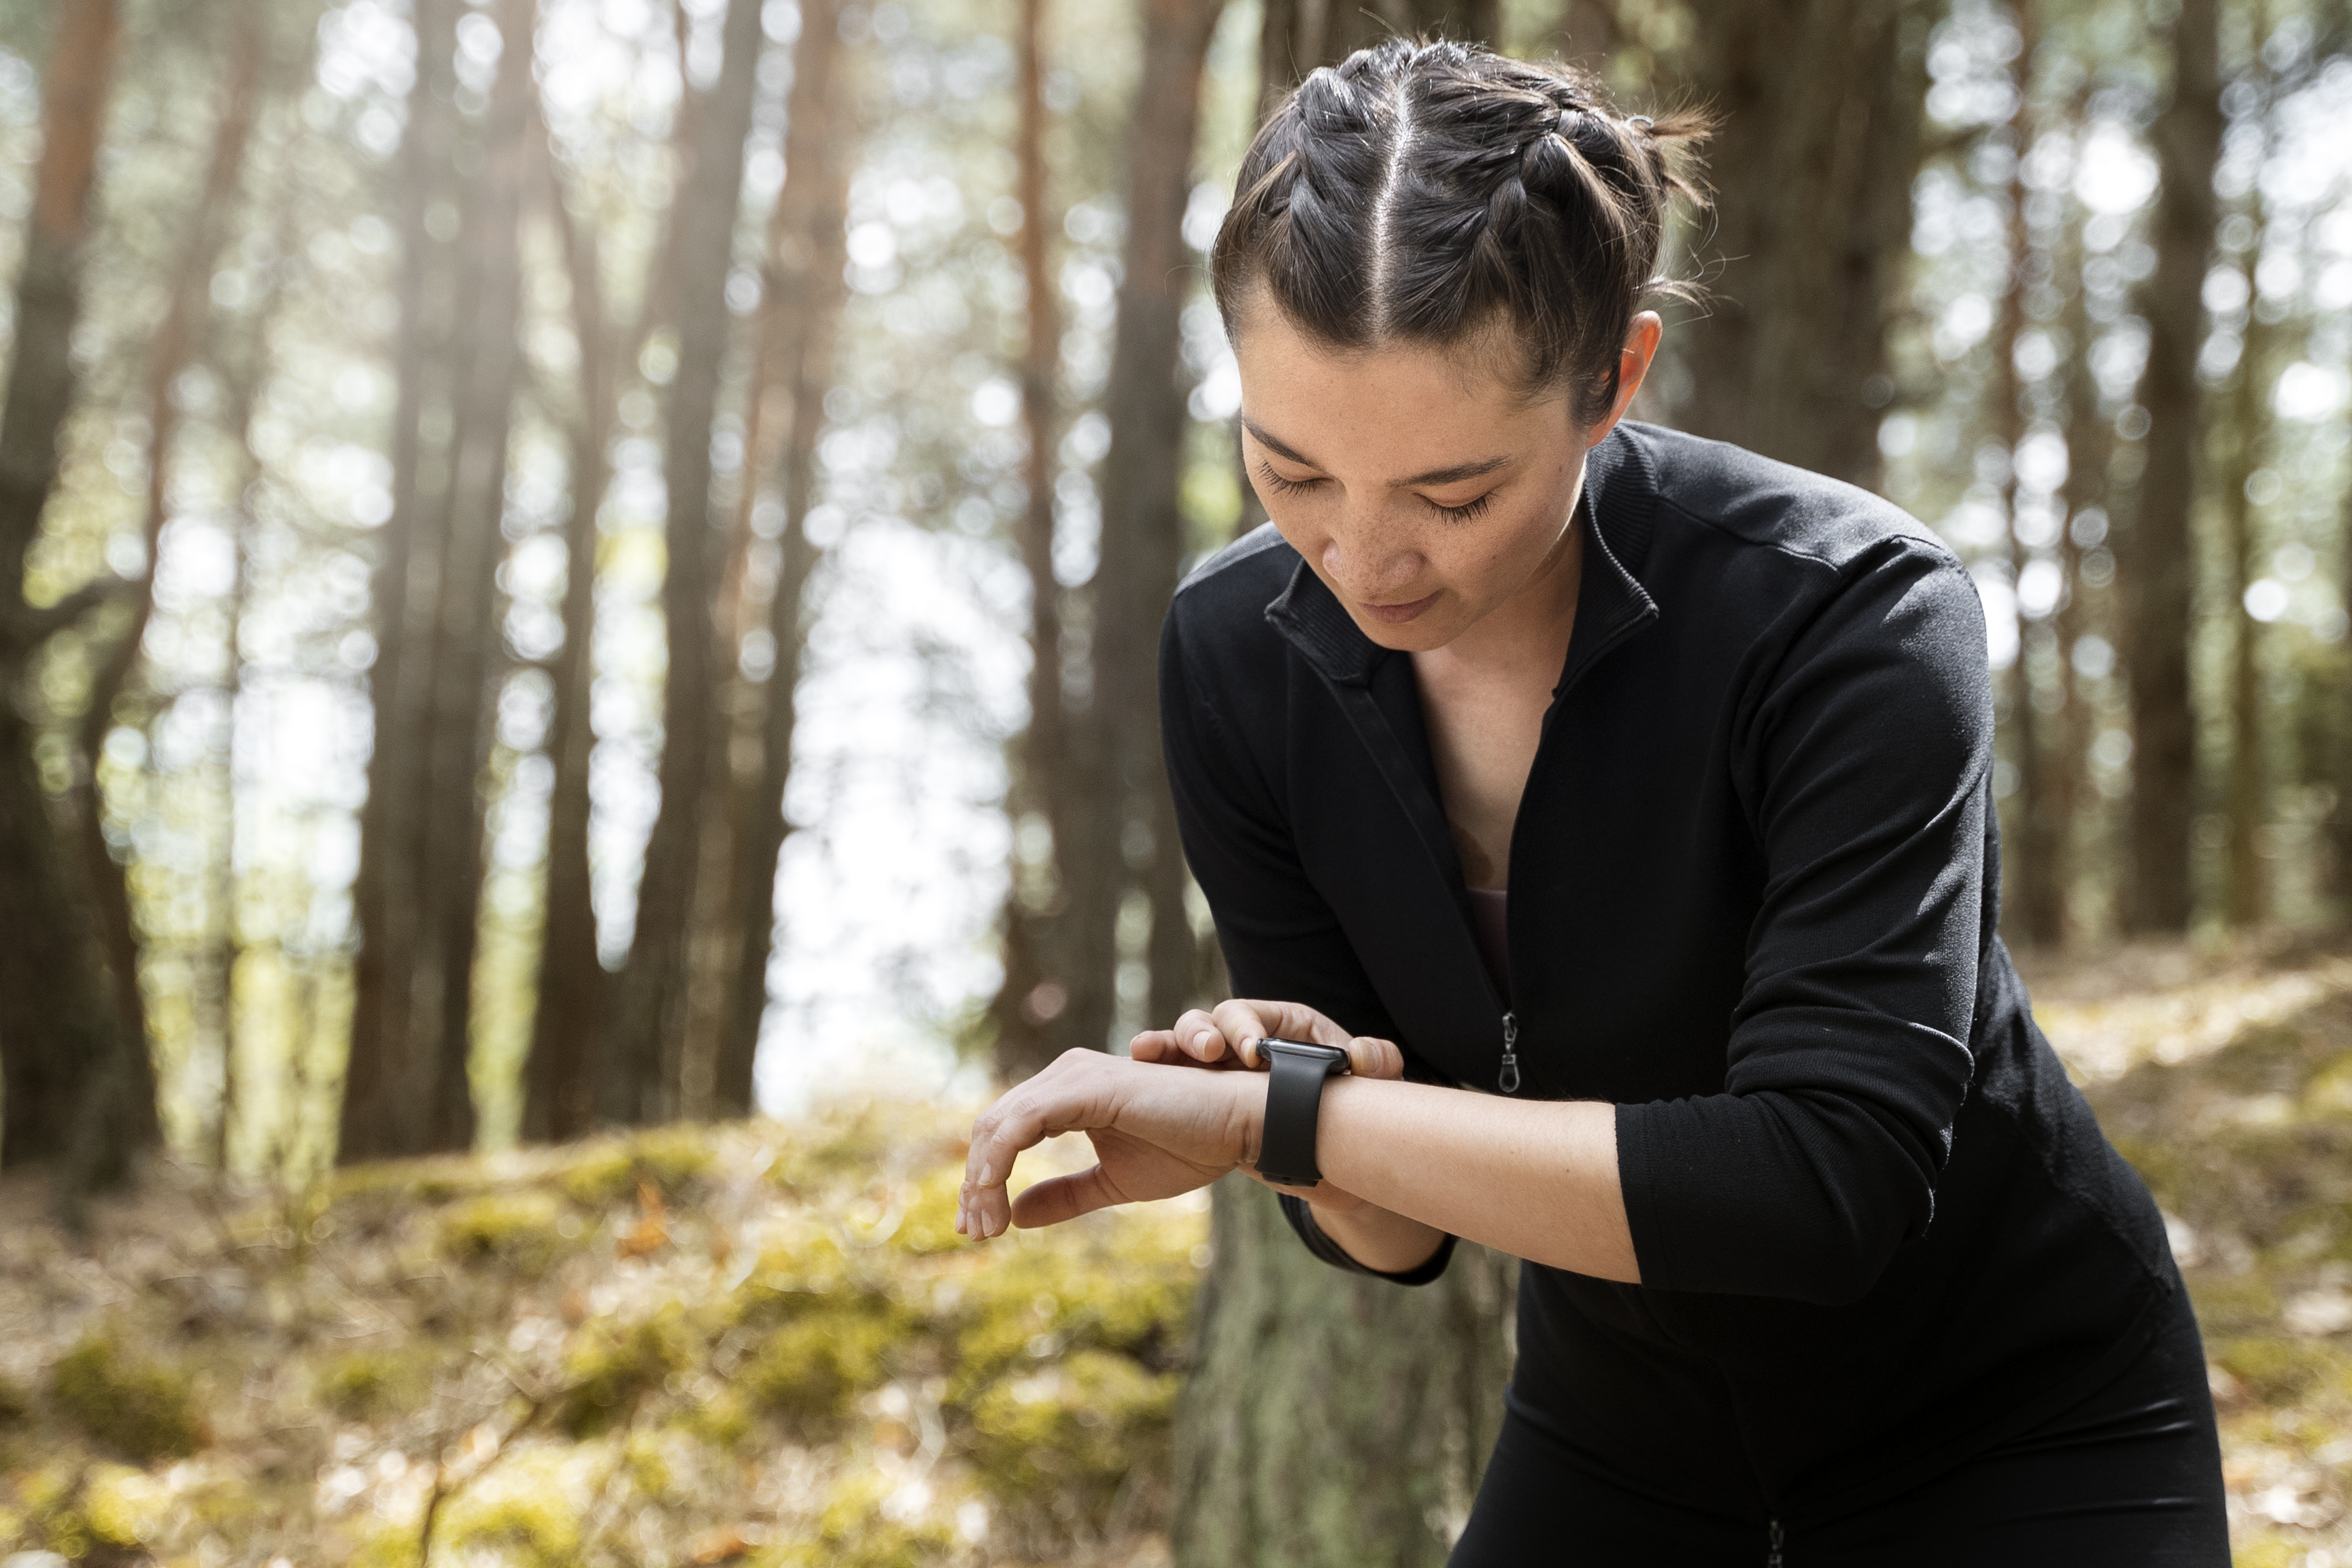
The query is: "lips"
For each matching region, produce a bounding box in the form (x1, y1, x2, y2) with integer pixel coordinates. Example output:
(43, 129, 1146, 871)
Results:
(1360, 590, 1440, 625)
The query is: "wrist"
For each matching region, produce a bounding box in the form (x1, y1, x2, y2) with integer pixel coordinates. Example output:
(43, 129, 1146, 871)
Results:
(1231, 1067, 1267, 1170)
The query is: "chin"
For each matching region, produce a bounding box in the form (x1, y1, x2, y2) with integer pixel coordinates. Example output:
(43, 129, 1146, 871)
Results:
(1348, 608, 1457, 652)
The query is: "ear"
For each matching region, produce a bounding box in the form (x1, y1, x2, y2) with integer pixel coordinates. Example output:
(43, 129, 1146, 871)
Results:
(1584, 311, 1663, 450)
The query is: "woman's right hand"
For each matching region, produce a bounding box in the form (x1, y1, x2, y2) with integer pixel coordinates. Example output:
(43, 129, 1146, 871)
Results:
(1130, 997, 1405, 1078)
(1129, 998, 1406, 1214)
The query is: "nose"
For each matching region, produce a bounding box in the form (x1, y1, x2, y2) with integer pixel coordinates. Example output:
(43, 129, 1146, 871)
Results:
(1320, 515, 1424, 602)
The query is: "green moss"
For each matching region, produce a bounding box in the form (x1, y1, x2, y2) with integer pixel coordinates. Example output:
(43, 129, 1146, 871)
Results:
(313, 1345, 439, 1420)
(2214, 1335, 2346, 1402)
(966, 1348, 1177, 1513)
(559, 1308, 696, 1438)
(739, 1309, 902, 1423)
(558, 1125, 714, 1208)
(753, 1470, 955, 1568)
(439, 1455, 581, 1566)
(52, 1332, 201, 1461)
(2190, 1273, 2280, 1333)
(440, 1189, 575, 1276)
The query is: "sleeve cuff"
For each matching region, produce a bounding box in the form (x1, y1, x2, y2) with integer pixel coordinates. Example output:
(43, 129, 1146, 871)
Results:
(1277, 1192, 1456, 1286)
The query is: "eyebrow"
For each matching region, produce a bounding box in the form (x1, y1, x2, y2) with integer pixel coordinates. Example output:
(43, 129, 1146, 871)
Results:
(1241, 415, 1513, 490)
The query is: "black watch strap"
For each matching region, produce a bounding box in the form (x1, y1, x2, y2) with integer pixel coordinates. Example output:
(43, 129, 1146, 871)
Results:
(1257, 1039, 1350, 1187)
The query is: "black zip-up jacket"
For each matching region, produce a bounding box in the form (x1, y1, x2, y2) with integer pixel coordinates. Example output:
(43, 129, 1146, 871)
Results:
(1158, 421, 2176, 1521)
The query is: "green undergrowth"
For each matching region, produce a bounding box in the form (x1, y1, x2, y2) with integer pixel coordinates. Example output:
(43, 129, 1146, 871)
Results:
(0, 1106, 1206, 1565)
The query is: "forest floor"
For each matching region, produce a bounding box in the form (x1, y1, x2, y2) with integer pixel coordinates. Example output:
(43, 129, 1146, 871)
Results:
(0, 936, 2349, 1566)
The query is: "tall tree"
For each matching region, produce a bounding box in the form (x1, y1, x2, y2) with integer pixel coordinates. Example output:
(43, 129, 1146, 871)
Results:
(2221, 288, 2279, 926)
(710, 0, 855, 1117)
(342, 0, 463, 1162)
(1994, 3, 2055, 948)
(2119, 0, 2221, 932)
(1671, 0, 1929, 489)
(1173, 1180, 1518, 1567)
(1049, 0, 1228, 1070)
(0, 0, 131, 1174)
(404, 0, 541, 1156)
(65, 10, 266, 1178)
(600, 0, 766, 1126)
(2037, 190, 2111, 947)
(522, 126, 618, 1144)
(989, 0, 1076, 1082)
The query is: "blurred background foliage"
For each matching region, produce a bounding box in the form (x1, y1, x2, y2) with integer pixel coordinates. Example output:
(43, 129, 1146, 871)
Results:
(0, 0, 2347, 1560)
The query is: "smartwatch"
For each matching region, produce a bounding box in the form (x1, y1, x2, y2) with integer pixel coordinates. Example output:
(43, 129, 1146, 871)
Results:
(1253, 1038, 1352, 1187)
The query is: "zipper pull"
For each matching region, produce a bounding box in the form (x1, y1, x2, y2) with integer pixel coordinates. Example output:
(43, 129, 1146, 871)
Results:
(1766, 1518, 1784, 1568)
(1497, 1011, 1520, 1094)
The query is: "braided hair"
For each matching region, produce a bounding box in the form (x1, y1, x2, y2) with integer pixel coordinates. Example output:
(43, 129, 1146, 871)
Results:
(1211, 38, 1711, 427)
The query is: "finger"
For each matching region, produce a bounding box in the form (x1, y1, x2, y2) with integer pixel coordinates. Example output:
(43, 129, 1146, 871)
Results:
(1010, 1165, 1129, 1229)
(1171, 1008, 1229, 1062)
(960, 1083, 1059, 1240)
(1344, 1034, 1407, 1080)
(1208, 998, 1276, 1066)
(1129, 1029, 1178, 1063)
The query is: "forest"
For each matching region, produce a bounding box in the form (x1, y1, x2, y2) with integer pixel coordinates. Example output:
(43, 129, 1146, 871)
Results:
(0, 0, 2347, 1561)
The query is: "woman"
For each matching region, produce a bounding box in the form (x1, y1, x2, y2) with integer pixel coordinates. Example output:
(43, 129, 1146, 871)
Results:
(957, 37, 2227, 1565)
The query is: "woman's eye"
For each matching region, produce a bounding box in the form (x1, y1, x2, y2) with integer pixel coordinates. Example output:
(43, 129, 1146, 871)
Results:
(1255, 461, 1323, 497)
(1426, 492, 1495, 522)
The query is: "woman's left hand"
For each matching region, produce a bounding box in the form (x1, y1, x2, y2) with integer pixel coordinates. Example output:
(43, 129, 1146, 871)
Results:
(957, 1049, 1261, 1240)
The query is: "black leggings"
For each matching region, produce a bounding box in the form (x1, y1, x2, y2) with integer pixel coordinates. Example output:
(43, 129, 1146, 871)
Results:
(1450, 1291, 2229, 1567)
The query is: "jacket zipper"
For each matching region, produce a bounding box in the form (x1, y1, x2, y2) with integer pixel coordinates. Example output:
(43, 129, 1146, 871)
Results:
(1497, 1011, 1520, 1094)
(1766, 1518, 1784, 1567)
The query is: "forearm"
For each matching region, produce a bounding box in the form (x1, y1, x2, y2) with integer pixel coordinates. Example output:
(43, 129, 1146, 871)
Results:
(1274, 1077, 1637, 1282)
(1301, 1193, 1450, 1274)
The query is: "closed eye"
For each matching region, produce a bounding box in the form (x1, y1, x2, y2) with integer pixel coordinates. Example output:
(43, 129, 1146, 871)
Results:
(1425, 492, 1495, 522)
(1255, 460, 1324, 497)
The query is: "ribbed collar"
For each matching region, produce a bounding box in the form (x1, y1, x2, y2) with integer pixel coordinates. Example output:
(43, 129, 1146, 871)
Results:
(1262, 422, 1663, 692)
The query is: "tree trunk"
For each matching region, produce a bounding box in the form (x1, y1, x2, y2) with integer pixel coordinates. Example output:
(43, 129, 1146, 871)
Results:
(987, 0, 1078, 1082)
(2042, 201, 2109, 949)
(342, 0, 462, 1163)
(2221, 308, 2276, 926)
(713, 0, 854, 1117)
(1057, 0, 1226, 1066)
(2119, 0, 2220, 933)
(522, 130, 615, 1144)
(601, 0, 766, 1127)
(1992, 10, 2053, 951)
(1670, 0, 1928, 490)
(66, 11, 263, 1178)
(1172, 1178, 1518, 1567)
(0, 0, 128, 1174)
(397, 0, 541, 1157)
(1257, 0, 1497, 116)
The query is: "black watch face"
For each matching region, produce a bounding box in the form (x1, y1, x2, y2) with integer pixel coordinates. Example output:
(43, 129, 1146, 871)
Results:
(1261, 1038, 1349, 1070)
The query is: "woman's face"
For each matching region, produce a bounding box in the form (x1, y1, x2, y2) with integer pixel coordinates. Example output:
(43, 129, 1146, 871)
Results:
(1230, 296, 1658, 653)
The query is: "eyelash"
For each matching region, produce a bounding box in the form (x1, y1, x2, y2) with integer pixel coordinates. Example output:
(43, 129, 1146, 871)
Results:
(1255, 460, 1495, 523)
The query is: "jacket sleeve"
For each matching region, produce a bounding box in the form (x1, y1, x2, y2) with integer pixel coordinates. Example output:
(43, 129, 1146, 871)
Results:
(1614, 542, 1991, 1306)
(1159, 603, 1455, 1286)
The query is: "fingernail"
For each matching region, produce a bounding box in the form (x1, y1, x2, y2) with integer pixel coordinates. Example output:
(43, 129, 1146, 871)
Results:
(977, 1161, 993, 1187)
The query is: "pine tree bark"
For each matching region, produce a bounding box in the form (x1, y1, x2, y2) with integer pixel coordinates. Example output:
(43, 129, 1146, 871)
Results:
(2221, 309, 2276, 926)
(1057, 0, 1227, 1067)
(2120, 0, 2220, 933)
(65, 12, 263, 1177)
(0, 0, 130, 1174)
(601, 0, 766, 1126)
(712, 0, 853, 1117)
(390, 0, 540, 1157)
(342, 0, 462, 1162)
(2039, 204, 2109, 949)
(522, 131, 615, 1144)
(1670, 0, 1928, 489)
(1172, 1178, 1517, 1567)
(987, 0, 1078, 1082)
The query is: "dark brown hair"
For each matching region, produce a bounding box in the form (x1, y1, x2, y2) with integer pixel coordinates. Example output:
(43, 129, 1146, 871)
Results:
(1211, 37, 1711, 426)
